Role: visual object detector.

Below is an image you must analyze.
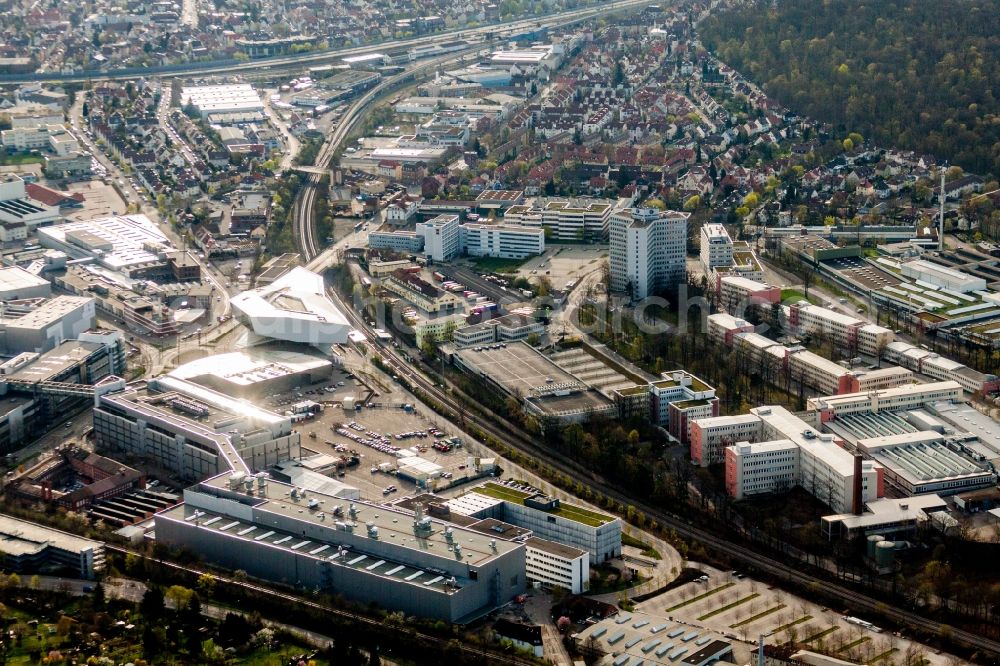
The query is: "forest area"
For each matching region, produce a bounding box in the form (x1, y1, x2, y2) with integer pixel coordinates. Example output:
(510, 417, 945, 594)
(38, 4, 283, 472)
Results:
(700, 0, 1000, 179)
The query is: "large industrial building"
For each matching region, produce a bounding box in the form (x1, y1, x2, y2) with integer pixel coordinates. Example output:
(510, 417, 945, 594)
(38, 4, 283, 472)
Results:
(180, 84, 265, 121)
(0, 266, 51, 301)
(0, 296, 96, 354)
(93, 375, 299, 482)
(609, 208, 688, 301)
(807, 381, 996, 496)
(0, 174, 60, 230)
(0, 329, 126, 453)
(167, 349, 333, 398)
(0, 514, 105, 579)
(154, 474, 526, 622)
(447, 482, 621, 564)
(37, 214, 193, 280)
(573, 610, 733, 666)
(231, 267, 351, 346)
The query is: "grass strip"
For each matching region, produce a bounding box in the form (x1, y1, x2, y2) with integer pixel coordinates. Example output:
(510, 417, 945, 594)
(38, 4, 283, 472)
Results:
(773, 615, 812, 633)
(698, 593, 760, 621)
(802, 626, 839, 643)
(866, 648, 898, 664)
(664, 582, 735, 612)
(730, 604, 786, 628)
(837, 636, 871, 653)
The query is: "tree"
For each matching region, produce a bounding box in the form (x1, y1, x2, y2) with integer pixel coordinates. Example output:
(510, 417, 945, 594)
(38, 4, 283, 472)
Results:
(683, 194, 701, 211)
(842, 137, 854, 152)
(140, 586, 165, 620)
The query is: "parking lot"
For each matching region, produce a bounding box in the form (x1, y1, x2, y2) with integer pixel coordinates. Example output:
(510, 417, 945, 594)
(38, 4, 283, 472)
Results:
(635, 565, 958, 665)
(517, 246, 608, 290)
(302, 404, 479, 501)
(822, 256, 902, 291)
(259, 355, 483, 503)
(62, 181, 129, 219)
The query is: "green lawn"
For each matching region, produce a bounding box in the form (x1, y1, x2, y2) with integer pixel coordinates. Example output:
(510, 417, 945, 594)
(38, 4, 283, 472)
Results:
(472, 483, 614, 527)
(472, 256, 528, 273)
(780, 288, 820, 305)
(0, 152, 43, 166)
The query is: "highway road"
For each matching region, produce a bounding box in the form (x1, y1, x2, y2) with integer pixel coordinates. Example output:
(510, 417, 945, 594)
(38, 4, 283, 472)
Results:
(2, 0, 650, 85)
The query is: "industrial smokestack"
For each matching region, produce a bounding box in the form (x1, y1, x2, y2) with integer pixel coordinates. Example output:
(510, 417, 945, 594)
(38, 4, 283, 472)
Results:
(939, 165, 946, 251)
(852, 454, 864, 515)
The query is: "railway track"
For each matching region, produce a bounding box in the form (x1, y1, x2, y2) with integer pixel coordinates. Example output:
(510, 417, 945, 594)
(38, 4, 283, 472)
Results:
(293, 48, 482, 260)
(324, 284, 1000, 659)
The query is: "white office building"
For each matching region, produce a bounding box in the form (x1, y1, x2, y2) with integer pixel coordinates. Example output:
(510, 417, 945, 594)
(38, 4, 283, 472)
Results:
(700, 223, 733, 273)
(725, 440, 800, 500)
(460, 223, 544, 259)
(503, 198, 614, 241)
(447, 483, 622, 564)
(524, 537, 589, 594)
(609, 208, 688, 300)
(416, 214, 461, 262)
(698, 405, 881, 513)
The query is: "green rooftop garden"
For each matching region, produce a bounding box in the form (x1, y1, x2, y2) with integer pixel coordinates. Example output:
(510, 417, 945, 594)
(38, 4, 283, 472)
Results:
(674, 398, 712, 409)
(473, 483, 614, 527)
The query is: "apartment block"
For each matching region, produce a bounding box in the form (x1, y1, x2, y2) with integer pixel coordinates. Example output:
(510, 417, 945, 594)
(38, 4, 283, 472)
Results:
(718, 276, 781, 315)
(706, 313, 755, 346)
(609, 208, 688, 300)
(786, 302, 894, 357)
(700, 223, 733, 273)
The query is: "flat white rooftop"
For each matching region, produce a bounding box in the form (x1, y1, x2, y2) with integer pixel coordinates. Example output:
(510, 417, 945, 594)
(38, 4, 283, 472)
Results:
(37, 214, 172, 271)
(0, 265, 49, 295)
